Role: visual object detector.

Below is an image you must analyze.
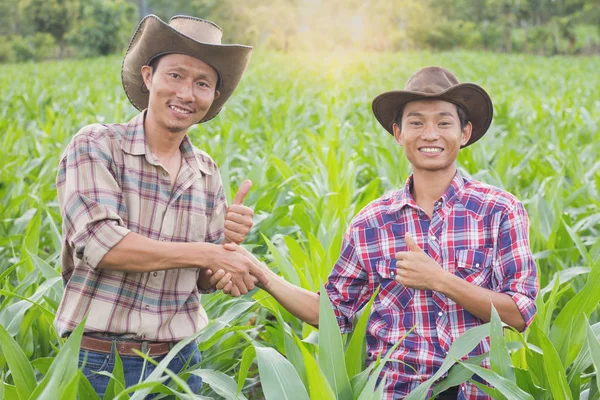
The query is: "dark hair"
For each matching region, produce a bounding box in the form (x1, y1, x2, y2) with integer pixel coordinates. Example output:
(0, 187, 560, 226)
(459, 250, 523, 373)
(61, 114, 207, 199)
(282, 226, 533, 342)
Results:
(394, 103, 469, 130)
(148, 55, 164, 72)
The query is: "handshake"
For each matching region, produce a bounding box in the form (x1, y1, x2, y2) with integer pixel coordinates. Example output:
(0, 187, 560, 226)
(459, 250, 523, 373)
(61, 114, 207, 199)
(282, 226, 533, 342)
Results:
(200, 180, 271, 297)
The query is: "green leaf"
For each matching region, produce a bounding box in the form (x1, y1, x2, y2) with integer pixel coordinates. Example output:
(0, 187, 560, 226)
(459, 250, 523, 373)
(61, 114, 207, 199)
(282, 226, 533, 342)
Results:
(294, 334, 336, 400)
(236, 345, 256, 394)
(318, 282, 353, 400)
(432, 353, 487, 396)
(537, 326, 574, 400)
(192, 369, 248, 400)
(489, 304, 515, 382)
(586, 321, 600, 395)
(77, 370, 102, 400)
(29, 318, 87, 400)
(254, 345, 310, 400)
(104, 347, 126, 400)
(345, 287, 379, 379)
(357, 325, 416, 400)
(406, 324, 490, 400)
(459, 362, 533, 399)
(0, 324, 36, 400)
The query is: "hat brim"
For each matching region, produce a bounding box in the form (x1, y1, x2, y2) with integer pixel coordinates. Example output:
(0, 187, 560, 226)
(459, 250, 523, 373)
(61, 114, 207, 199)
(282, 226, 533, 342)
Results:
(371, 83, 493, 147)
(122, 15, 252, 123)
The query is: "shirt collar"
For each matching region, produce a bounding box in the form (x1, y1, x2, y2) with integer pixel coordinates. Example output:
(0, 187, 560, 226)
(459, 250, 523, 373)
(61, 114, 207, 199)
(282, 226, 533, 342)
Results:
(388, 170, 465, 214)
(121, 110, 212, 176)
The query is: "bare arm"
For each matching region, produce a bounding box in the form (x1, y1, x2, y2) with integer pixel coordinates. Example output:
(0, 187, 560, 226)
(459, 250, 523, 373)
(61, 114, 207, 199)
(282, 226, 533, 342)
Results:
(98, 232, 268, 293)
(222, 243, 320, 325)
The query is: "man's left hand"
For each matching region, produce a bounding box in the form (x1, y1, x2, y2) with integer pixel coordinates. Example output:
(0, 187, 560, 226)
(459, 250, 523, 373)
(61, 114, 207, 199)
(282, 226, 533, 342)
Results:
(223, 180, 254, 244)
(395, 232, 448, 291)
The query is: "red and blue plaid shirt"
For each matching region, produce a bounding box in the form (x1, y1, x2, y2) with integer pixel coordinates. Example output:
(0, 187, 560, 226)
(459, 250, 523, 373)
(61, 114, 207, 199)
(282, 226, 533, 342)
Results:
(325, 171, 538, 399)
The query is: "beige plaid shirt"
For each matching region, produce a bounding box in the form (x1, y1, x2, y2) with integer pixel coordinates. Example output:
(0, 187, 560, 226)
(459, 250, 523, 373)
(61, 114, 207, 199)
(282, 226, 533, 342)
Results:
(54, 111, 226, 341)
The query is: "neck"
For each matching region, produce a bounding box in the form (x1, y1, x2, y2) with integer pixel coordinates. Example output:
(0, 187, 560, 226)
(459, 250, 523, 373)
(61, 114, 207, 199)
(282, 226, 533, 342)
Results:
(144, 110, 186, 158)
(411, 166, 457, 209)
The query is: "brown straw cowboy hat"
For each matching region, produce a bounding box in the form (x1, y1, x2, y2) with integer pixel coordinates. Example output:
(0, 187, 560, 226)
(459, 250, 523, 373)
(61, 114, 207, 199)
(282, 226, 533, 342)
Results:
(372, 66, 493, 147)
(122, 14, 253, 123)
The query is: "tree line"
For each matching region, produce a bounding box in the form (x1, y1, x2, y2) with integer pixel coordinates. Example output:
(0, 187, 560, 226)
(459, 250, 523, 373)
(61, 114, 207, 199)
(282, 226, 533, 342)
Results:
(1, 0, 598, 63)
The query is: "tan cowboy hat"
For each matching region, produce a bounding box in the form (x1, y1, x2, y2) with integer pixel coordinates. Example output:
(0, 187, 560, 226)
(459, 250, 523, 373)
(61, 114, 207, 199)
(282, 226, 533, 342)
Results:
(372, 66, 493, 147)
(122, 14, 252, 123)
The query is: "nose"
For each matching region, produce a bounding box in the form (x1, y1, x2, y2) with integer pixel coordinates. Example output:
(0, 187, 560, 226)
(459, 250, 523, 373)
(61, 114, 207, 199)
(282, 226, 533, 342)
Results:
(422, 123, 439, 141)
(176, 80, 194, 103)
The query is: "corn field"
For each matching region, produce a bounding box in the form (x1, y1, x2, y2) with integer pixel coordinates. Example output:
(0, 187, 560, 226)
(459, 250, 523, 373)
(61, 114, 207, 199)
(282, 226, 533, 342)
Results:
(0, 51, 599, 399)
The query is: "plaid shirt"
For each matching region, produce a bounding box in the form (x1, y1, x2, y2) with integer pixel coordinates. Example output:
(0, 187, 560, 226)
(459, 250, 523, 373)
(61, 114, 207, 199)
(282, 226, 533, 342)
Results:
(325, 172, 538, 399)
(55, 111, 226, 341)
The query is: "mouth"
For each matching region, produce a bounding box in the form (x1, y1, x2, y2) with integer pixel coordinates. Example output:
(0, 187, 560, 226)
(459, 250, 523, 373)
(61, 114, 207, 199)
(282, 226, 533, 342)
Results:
(168, 104, 194, 116)
(418, 146, 444, 155)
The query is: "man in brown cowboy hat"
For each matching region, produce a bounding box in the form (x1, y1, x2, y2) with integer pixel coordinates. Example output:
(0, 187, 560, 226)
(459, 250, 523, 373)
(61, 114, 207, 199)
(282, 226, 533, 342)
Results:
(55, 15, 266, 396)
(221, 66, 538, 399)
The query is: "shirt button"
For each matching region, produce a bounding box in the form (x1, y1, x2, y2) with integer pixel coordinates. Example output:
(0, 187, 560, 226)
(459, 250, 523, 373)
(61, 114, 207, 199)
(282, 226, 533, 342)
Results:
(140, 334, 146, 339)
(390, 271, 395, 278)
(475, 263, 480, 268)
(153, 272, 158, 277)
(160, 238, 166, 241)
(144, 305, 150, 311)
(162, 171, 168, 177)
(431, 235, 437, 241)
(438, 311, 443, 316)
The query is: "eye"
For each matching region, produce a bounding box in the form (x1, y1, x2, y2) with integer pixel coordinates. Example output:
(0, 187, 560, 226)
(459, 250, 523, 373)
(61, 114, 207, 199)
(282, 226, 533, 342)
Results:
(409, 121, 422, 126)
(169, 73, 180, 79)
(196, 81, 209, 88)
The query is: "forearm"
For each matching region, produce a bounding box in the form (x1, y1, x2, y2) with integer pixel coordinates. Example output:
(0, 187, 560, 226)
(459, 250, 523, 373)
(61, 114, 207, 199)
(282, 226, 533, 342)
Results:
(436, 272, 526, 331)
(262, 269, 320, 326)
(98, 231, 218, 273)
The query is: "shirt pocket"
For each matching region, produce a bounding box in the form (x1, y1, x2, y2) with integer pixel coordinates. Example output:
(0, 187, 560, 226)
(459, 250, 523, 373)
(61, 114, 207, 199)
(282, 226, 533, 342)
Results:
(374, 258, 414, 311)
(185, 212, 207, 242)
(454, 248, 493, 287)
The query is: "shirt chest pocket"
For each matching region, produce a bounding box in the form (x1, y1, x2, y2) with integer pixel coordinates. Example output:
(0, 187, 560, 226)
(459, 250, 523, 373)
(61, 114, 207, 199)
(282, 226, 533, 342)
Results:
(374, 259, 414, 311)
(182, 212, 207, 242)
(453, 248, 493, 287)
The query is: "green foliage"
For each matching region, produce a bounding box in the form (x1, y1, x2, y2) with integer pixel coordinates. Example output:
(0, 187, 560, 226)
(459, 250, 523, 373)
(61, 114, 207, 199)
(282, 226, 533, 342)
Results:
(68, 0, 138, 58)
(0, 51, 599, 398)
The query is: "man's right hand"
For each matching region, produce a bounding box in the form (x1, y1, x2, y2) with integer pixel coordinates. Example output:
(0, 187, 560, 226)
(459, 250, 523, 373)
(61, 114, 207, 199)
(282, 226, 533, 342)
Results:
(208, 244, 268, 294)
(222, 242, 271, 291)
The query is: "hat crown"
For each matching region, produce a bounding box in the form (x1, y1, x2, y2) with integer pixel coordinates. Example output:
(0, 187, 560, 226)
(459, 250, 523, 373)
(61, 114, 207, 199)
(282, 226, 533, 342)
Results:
(168, 16, 223, 45)
(404, 66, 459, 94)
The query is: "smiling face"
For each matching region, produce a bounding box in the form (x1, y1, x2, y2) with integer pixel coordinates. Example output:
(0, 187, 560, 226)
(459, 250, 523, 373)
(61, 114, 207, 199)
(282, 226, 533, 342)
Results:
(393, 99, 472, 175)
(141, 53, 221, 134)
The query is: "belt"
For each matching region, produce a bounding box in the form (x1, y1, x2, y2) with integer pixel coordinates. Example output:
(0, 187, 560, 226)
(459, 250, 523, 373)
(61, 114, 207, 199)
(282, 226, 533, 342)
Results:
(79, 335, 174, 357)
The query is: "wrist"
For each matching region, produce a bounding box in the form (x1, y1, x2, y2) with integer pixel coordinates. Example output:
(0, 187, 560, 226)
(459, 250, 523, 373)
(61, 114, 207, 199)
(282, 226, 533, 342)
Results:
(433, 269, 453, 294)
(194, 242, 219, 269)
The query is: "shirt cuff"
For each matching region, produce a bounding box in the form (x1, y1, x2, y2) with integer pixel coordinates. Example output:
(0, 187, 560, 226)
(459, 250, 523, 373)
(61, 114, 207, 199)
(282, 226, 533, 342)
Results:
(506, 291, 537, 329)
(198, 286, 217, 294)
(77, 221, 130, 270)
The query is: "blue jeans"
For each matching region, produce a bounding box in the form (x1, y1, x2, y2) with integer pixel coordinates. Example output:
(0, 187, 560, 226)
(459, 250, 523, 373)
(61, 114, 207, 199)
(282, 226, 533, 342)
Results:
(78, 340, 203, 398)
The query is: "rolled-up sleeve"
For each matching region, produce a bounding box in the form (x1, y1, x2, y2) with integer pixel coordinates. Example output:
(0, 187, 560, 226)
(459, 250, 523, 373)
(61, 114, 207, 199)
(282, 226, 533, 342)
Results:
(492, 203, 538, 328)
(205, 168, 226, 245)
(325, 225, 370, 333)
(57, 130, 130, 270)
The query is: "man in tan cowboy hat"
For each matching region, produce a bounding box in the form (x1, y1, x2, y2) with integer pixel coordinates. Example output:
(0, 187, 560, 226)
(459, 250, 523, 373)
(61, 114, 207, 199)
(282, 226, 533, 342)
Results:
(221, 66, 538, 399)
(55, 15, 266, 396)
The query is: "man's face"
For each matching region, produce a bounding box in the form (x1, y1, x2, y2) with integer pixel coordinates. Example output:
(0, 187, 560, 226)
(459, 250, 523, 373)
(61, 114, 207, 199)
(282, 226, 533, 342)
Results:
(392, 99, 472, 174)
(141, 53, 220, 133)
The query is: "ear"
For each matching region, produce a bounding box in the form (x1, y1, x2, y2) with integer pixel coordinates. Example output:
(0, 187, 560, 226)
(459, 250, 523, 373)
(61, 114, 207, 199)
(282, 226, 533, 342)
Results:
(460, 121, 473, 147)
(214, 90, 221, 100)
(141, 65, 153, 90)
(392, 122, 403, 146)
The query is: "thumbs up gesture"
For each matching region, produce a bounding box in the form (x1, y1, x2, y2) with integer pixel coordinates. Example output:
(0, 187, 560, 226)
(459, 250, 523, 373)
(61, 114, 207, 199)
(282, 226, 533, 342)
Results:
(223, 180, 255, 245)
(394, 232, 447, 292)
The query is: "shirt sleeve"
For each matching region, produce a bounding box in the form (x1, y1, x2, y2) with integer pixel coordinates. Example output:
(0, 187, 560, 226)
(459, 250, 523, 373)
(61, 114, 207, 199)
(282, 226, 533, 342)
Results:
(57, 129, 130, 270)
(492, 202, 539, 329)
(205, 167, 226, 245)
(325, 225, 371, 334)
